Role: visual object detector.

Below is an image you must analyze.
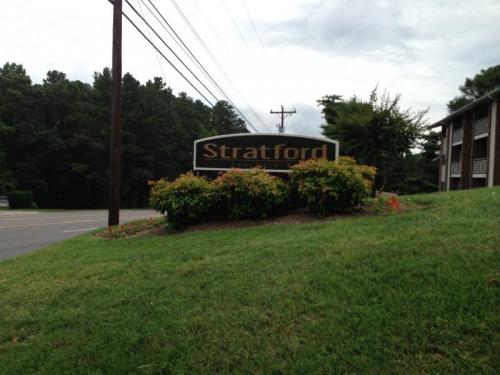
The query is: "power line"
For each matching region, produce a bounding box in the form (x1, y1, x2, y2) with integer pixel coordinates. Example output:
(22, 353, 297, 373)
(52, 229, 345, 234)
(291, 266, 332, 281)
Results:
(108, 0, 215, 106)
(143, 0, 194, 63)
(240, 0, 268, 56)
(238, 2, 289, 132)
(108, 0, 268, 133)
(144, 0, 217, 90)
(136, 0, 165, 81)
(220, 0, 250, 52)
(125, 0, 221, 104)
(167, 0, 272, 132)
(141, 0, 258, 132)
(168, 0, 227, 84)
(142, 0, 257, 132)
(191, 0, 230, 54)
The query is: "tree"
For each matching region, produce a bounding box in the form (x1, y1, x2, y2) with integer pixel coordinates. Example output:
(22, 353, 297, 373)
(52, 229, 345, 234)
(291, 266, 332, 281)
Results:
(0, 62, 235, 208)
(210, 100, 248, 134)
(0, 62, 34, 126)
(0, 121, 15, 194)
(388, 131, 440, 194)
(418, 131, 440, 190)
(319, 88, 427, 191)
(447, 64, 500, 112)
(0, 62, 46, 197)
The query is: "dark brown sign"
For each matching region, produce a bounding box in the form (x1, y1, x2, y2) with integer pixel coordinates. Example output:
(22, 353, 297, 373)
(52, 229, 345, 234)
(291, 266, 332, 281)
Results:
(194, 133, 339, 173)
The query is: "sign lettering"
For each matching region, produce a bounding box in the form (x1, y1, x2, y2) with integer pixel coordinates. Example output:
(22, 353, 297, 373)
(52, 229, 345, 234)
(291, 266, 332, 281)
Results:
(194, 134, 339, 173)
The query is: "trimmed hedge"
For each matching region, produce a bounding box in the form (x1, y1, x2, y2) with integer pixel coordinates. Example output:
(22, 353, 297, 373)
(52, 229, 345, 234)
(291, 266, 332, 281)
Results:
(7, 191, 34, 209)
(290, 157, 376, 215)
(149, 173, 216, 230)
(214, 168, 288, 220)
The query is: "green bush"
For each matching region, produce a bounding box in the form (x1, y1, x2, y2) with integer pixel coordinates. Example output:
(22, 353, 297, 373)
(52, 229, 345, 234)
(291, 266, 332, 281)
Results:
(214, 168, 288, 220)
(149, 173, 216, 230)
(290, 157, 376, 215)
(149, 161, 374, 229)
(337, 156, 377, 193)
(7, 190, 34, 209)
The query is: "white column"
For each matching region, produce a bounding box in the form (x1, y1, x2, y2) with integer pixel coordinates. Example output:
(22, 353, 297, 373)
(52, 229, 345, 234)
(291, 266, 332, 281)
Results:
(488, 101, 497, 187)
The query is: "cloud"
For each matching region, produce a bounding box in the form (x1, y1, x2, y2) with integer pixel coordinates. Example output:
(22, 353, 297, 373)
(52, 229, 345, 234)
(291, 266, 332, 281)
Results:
(286, 103, 323, 136)
(263, 0, 500, 67)
(264, 0, 415, 57)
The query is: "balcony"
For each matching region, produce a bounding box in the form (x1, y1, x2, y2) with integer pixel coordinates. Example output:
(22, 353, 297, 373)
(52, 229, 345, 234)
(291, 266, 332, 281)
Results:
(473, 117, 489, 138)
(452, 127, 463, 144)
(450, 161, 461, 176)
(472, 158, 487, 176)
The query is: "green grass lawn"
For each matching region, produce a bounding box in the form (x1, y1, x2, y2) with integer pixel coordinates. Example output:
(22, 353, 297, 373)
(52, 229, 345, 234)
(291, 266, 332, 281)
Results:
(1, 188, 499, 374)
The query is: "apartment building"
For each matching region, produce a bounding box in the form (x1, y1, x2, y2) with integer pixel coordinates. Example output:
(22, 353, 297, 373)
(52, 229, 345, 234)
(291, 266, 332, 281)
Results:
(431, 87, 500, 191)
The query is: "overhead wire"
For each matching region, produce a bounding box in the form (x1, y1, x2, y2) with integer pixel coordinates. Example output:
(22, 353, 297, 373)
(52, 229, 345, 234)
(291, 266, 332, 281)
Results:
(191, 0, 230, 54)
(125, 0, 221, 104)
(220, 0, 250, 52)
(107, 0, 268, 133)
(107, 0, 214, 106)
(166, 0, 272, 132)
(240, 0, 268, 57)
(136, 0, 166, 81)
(141, 0, 258, 132)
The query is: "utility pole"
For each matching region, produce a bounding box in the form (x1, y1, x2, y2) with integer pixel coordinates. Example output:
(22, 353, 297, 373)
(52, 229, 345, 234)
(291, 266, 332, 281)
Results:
(108, 0, 123, 227)
(270, 105, 296, 133)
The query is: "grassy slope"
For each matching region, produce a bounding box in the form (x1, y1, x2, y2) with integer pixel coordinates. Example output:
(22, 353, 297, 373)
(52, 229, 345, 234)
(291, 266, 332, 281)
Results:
(0, 188, 499, 374)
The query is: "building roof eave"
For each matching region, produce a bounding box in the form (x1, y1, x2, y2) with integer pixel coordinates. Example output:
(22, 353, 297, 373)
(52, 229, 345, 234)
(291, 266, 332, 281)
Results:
(429, 86, 500, 129)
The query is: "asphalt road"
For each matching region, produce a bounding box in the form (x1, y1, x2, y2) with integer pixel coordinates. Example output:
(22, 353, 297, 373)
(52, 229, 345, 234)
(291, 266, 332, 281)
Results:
(0, 209, 160, 261)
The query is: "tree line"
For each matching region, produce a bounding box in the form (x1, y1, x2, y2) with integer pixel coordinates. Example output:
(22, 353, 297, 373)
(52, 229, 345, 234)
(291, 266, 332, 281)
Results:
(0, 62, 246, 208)
(1, 62, 497, 207)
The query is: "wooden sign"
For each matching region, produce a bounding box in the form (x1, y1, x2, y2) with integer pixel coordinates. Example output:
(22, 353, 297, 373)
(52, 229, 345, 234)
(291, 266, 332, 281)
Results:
(194, 133, 339, 173)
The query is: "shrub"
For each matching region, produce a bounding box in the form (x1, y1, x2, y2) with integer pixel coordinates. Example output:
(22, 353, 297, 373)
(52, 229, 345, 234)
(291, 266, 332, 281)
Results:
(98, 217, 166, 238)
(370, 194, 401, 215)
(337, 156, 377, 192)
(7, 191, 34, 209)
(149, 173, 216, 230)
(290, 158, 376, 215)
(214, 168, 288, 220)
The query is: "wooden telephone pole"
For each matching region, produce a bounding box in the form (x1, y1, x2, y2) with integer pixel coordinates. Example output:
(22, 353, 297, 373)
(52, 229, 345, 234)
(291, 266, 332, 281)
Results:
(270, 105, 296, 133)
(108, 0, 123, 226)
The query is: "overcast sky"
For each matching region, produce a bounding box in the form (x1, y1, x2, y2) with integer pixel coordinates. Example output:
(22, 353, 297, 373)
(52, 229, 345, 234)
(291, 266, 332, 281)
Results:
(1, 0, 499, 134)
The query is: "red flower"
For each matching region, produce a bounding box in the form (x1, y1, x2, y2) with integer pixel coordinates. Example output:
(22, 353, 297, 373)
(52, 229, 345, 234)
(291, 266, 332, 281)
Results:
(387, 196, 400, 211)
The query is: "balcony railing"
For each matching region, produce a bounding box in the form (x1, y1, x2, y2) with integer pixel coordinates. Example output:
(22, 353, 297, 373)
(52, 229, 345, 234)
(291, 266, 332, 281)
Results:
(472, 158, 487, 175)
(452, 127, 463, 143)
(473, 117, 489, 137)
(451, 162, 461, 175)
